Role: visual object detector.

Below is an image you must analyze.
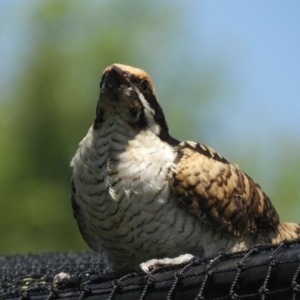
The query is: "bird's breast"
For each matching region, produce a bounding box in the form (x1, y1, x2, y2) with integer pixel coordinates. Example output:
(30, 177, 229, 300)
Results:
(72, 126, 189, 261)
(71, 125, 246, 270)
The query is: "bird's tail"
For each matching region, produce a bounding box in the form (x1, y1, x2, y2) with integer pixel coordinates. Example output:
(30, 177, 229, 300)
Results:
(272, 222, 300, 244)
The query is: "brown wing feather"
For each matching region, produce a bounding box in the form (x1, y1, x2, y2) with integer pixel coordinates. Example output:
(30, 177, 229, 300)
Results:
(172, 141, 280, 237)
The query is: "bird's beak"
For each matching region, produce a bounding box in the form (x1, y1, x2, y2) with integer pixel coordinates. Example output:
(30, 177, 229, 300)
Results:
(108, 64, 130, 85)
(109, 64, 123, 75)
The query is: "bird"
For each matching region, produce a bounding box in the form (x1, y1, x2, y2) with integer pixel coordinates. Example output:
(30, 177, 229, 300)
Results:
(70, 63, 300, 273)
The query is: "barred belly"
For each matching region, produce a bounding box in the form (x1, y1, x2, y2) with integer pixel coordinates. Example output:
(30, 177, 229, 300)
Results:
(71, 123, 242, 271)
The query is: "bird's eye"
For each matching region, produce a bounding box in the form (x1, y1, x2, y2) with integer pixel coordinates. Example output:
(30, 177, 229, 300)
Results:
(140, 79, 150, 92)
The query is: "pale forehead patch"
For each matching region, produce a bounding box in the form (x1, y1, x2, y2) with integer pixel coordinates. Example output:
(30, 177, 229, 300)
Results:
(104, 63, 155, 93)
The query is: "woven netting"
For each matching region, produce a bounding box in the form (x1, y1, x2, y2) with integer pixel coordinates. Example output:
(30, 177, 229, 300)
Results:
(1, 239, 300, 300)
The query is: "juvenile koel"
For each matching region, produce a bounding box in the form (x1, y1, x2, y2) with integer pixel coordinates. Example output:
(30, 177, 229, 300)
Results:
(71, 64, 300, 272)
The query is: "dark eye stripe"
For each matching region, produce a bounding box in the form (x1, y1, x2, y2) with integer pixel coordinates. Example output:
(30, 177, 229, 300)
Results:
(144, 93, 170, 141)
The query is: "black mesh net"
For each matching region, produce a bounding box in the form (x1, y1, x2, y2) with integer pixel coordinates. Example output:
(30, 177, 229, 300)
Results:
(1, 239, 300, 300)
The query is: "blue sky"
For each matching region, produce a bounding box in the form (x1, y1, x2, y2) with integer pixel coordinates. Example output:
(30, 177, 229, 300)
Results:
(186, 1, 300, 147)
(1, 1, 299, 146)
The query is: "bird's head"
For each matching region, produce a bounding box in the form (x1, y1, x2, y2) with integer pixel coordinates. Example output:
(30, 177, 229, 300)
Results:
(95, 64, 170, 141)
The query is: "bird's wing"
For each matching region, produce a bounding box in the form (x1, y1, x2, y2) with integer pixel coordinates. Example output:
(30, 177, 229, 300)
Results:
(70, 176, 98, 251)
(171, 141, 280, 237)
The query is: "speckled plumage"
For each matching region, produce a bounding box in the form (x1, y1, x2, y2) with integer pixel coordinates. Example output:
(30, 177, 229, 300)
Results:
(70, 64, 300, 272)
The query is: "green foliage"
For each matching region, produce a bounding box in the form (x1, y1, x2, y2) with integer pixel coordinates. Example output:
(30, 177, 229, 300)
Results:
(272, 146, 300, 223)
